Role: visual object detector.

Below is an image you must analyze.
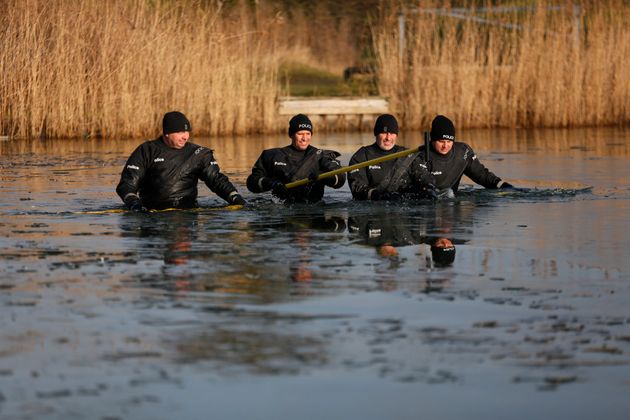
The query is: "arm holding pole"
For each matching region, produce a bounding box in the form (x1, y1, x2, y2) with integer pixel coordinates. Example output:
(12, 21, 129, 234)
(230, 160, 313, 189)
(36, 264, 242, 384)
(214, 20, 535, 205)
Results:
(285, 146, 421, 189)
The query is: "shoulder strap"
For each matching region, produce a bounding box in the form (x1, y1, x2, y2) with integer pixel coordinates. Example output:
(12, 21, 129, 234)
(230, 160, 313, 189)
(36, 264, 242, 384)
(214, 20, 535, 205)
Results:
(284, 148, 323, 182)
(375, 152, 418, 192)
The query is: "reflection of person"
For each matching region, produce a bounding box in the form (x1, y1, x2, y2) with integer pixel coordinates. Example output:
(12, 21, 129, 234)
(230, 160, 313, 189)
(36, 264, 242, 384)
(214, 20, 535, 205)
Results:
(430, 237, 456, 267)
(116, 111, 246, 211)
(348, 211, 459, 268)
(348, 214, 421, 248)
(417, 115, 514, 194)
(118, 211, 198, 269)
(246, 114, 345, 203)
(348, 114, 435, 201)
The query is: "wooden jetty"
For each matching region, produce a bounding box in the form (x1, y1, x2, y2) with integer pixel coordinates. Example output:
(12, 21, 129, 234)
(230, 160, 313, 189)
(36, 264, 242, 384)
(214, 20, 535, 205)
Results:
(278, 97, 388, 116)
(278, 96, 389, 130)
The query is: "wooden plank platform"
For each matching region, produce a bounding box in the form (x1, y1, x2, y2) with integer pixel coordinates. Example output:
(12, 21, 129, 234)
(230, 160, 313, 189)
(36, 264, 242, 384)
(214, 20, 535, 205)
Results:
(278, 97, 389, 116)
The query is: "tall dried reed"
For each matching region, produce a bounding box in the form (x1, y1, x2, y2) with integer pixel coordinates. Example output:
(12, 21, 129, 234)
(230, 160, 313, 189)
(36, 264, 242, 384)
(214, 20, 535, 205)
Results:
(0, 0, 367, 139)
(374, 0, 630, 129)
(0, 0, 285, 139)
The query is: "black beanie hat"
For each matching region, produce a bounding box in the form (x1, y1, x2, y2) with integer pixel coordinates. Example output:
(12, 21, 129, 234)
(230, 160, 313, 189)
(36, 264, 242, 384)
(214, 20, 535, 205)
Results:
(288, 114, 313, 137)
(373, 114, 399, 136)
(163, 111, 191, 134)
(430, 115, 455, 142)
(431, 244, 456, 267)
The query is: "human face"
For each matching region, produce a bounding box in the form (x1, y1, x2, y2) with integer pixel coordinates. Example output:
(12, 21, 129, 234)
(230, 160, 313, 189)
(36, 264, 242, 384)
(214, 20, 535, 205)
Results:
(376, 132, 397, 151)
(291, 130, 312, 151)
(433, 237, 453, 248)
(163, 131, 190, 149)
(432, 139, 454, 155)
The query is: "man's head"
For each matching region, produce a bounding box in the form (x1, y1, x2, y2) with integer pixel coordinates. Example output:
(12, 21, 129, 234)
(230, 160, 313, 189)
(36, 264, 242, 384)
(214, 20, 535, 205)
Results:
(374, 114, 399, 151)
(430, 115, 455, 155)
(162, 111, 191, 149)
(288, 114, 313, 151)
(430, 237, 456, 267)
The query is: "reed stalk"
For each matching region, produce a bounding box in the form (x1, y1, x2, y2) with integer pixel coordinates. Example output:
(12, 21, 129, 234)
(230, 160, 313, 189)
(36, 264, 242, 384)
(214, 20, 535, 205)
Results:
(374, 0, 630, 129)
(0, 0, 284, 139)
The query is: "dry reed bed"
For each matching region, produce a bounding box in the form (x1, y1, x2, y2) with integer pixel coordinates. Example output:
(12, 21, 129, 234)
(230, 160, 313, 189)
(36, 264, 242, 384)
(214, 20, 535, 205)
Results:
(374, 0, 630, 129)
(2, 0, 628, 139)
(0, 0, 362, 139)
(0, 0, 283, 139)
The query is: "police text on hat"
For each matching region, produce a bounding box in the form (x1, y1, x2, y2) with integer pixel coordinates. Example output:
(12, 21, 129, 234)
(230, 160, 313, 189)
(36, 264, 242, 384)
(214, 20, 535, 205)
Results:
(430, 115, 455, 142)
(288, 114, 313, 137)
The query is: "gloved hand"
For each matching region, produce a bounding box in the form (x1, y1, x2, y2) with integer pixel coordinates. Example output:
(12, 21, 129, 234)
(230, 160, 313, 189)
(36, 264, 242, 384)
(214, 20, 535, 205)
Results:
(371, 189, 388, 201)
(271, 180, 288, 198)
(371, 189, 399, 201)
(425, 184, 438, 201)
(260, 177, 275, 191)
(229, 194, 246, 206)
(129, 201, 148, 213)
(499, 181, 515, 190)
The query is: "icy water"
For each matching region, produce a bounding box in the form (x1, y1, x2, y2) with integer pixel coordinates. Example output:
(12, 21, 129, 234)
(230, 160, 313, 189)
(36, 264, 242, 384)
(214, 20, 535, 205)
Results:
(0, 128, 629, 420)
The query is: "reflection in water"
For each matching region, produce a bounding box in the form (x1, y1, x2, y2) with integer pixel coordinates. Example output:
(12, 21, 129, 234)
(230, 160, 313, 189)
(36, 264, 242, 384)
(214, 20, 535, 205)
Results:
(172, 325, 328, 375)
(348, 202, 469, 270)
(1, 129, 630, 420)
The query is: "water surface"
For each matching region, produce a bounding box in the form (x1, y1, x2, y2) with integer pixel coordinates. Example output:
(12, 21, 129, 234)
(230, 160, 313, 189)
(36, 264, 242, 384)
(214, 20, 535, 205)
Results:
(0, 128, 629, 419)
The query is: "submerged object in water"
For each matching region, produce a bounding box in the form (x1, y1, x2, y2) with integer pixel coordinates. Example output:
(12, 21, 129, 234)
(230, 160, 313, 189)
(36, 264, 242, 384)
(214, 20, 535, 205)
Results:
(73, 204, 244, 215)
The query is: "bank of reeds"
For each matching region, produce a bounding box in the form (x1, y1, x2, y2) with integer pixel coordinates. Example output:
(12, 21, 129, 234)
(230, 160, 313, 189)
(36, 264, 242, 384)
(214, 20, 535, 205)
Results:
(0, 0, 288, 139)
(0, 0, 367, 139)
(374, 0, 630, 129)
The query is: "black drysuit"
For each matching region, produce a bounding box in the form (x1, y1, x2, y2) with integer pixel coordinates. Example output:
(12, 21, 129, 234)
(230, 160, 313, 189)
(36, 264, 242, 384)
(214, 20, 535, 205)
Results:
(116, 137, 239, 209)
(347, 143, 434, 200)
(416, 141, 502, 193)
(246, 145, 345, 203)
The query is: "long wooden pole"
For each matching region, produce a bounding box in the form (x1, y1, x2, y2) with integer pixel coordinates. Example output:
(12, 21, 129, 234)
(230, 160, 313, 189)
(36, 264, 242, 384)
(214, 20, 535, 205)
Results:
(285, 146, 420, 189)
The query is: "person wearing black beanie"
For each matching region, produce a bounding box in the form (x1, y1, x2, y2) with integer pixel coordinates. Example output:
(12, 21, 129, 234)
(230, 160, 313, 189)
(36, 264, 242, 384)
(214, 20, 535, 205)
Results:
(347, 113, 435, 201)
(416, 114, 515, 194)
(430, 237, 456, 267)
(246, 114, 345, 204)
(288, 113, 313, 138)
(373, 114, 399, 137)
(116, 111, 246, 211)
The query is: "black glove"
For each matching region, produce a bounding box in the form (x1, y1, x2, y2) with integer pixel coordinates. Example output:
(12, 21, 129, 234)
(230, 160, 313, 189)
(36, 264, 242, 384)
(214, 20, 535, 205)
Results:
(129, 201, 148, 213)
(260, 177, 275, 191)
(425, 185, 438, 201)
(229, 193, 246, 206)
(371, 189, 398, 201)
(271, 180, 288, 198)
(499, 181, 515, 190)
(371, 189, 387, 201)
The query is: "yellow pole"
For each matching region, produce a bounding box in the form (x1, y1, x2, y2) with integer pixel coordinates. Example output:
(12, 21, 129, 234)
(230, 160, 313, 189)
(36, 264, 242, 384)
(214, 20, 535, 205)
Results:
(285, 146, 420, 189)
(74, 204, 243, 215)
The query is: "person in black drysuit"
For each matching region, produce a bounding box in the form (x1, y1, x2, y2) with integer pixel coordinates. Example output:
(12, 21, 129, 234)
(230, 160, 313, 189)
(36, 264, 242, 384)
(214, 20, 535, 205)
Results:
(347, 114, 436, 201)
(246, 114, 345, 203)
(116, 111, 246, 211)
(415, 115, 514, 194)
